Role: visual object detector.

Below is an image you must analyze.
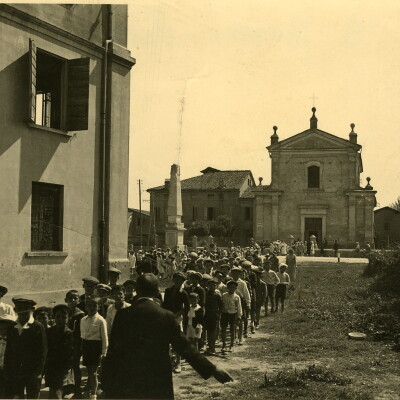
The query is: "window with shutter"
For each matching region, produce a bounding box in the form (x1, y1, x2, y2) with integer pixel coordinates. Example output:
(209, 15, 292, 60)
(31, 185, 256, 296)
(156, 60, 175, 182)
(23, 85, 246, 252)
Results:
(29, 39, 37, 123)
(28, 39, 90, 132)
(67, 58, 90, 131)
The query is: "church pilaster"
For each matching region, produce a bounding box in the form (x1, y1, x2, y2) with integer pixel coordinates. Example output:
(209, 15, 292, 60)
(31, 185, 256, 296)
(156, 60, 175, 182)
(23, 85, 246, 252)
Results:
(271, 193, 280, 239)
(348, 194, 356, 244)
(364, 195, 375, 245)
(254, 196, 264, 241)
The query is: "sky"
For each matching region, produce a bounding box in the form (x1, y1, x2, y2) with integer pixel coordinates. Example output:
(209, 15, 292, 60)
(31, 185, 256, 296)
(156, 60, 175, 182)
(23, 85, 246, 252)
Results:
(127, 0, 400, 211)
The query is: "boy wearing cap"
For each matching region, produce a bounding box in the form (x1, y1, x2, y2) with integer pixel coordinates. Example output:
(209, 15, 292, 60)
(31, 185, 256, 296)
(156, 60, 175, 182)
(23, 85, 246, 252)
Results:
(254, 268, 267, 329)
(204, 278, 222, 355)
(220, 281, 242, 352)
(0, 314, 16, 398)
(123, 280, 137, 304)
(106, 285, 130, 335)
(78, 276, 99, 312)
(262, 261, 280, 316)
(108, 267, 121, 288)
(45, 304, 74, 399)
(186, 293, 204, 351)
(33, 306, 52, 329)
(4, 297, 47, 399)
(163, 272, 189, 373)
(97, 284, 114, 318)
(65, 290, 85, 398)
(0, 286, 15, 318)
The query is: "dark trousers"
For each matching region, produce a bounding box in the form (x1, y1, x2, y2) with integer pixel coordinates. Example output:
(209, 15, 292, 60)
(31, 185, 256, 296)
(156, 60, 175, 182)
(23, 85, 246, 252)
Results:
(204, 314, 219, 351)
(255, 303, 263, 325)
(73, 347, 82, 393)
(265, 285, 276, 313)
(7, 374, 42, 399)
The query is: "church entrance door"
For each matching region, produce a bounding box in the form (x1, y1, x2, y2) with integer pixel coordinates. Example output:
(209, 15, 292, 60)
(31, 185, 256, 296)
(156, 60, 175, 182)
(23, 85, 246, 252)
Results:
(304, 217, 322, 245)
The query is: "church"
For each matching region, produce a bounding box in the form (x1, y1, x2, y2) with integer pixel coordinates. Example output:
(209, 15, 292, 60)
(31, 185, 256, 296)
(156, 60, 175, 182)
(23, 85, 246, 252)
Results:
(253, 108, 376, 247)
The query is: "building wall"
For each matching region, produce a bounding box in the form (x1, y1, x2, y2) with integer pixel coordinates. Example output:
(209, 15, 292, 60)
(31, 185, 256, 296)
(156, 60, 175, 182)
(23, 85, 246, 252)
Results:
(150, 188, 254, 246)
(128, 210, 151, 247)
(0, 4, 132, 304)
(374, 209, 400, 248)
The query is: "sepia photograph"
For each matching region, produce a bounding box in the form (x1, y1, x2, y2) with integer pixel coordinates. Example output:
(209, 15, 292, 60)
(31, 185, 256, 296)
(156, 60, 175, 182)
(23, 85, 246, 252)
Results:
(0, 1, 399, 399)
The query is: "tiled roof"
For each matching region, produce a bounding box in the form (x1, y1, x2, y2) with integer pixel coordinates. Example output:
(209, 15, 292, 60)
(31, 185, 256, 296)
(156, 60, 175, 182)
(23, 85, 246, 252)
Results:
(148, 170, 253, 192)
(128, 208, 150, 216)
(240, 187, 255, 198)
(240, 185, 270, 198)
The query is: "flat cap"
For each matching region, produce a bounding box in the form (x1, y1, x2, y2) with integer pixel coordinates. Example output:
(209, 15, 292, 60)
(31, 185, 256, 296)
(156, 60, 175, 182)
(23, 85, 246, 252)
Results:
(173, 271, 187, 280)
(202, 274, 213, 281)
(52, 304, 71, 316)
(226, 280, 239, 287)
(12, 296, 37, 312)
(242, 260, 252, 268)
(108, 267, 121, 275)
(97, 284, 112, 292)
(189, 252, 198, 258)
(123, 279, 137, 286)
(230, 266, 242, 272)
(82, 276, 100, 285)
(190, 271, 203, 280)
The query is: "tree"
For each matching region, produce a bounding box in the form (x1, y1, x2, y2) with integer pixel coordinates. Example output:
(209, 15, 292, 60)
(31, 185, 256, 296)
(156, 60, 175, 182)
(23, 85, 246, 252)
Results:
(390, 196, 400, 211)
(209, 215, 236, 242)
(187, 220, 210, 237)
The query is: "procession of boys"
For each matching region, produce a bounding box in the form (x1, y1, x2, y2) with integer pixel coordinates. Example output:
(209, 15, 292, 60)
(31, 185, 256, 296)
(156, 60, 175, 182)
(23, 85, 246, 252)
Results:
(0, 243, 296, 399)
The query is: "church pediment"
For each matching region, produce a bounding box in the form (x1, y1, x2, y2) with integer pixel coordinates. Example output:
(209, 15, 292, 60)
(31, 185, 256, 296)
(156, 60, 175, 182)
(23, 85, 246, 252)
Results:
(270, 129, 361, 151)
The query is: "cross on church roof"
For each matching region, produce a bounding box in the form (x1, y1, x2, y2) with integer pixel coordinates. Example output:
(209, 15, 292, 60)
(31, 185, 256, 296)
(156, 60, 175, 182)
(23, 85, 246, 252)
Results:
(309, 93, 319, 107)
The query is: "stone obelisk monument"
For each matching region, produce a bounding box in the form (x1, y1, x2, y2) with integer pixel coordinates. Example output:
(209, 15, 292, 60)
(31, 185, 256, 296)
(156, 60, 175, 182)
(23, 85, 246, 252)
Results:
(165, 164, 186, 250)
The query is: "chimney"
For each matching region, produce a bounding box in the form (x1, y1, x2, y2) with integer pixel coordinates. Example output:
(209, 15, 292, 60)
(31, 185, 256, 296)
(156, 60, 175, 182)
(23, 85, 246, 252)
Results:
(349, 123, 357, 144)
(270, 126, 279, 145)
(310, 107, 318, 129)
(164, 179, 170, 189)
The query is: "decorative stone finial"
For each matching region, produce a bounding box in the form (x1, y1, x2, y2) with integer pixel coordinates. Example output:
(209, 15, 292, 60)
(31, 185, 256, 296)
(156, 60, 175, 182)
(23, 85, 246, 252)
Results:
(258, 177, 263, 186)
(271, 126, 279, 145)
(349, 123, 357, 144)
(310, 107, 318, 129)
(365, 177, 373, 190)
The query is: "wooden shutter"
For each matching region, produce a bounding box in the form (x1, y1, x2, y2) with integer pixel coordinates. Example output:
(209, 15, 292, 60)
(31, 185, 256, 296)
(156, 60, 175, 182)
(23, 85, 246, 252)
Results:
(67, 57, 90, 131)
(29, 39, 37, 123)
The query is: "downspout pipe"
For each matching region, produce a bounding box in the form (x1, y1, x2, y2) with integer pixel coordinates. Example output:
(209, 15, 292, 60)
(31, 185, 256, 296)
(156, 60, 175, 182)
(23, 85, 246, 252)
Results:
(100, 4, 113, 282)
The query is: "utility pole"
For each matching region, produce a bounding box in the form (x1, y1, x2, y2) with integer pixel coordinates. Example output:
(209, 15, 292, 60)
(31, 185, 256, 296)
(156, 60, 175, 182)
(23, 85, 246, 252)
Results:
(138, 179, 143, 249)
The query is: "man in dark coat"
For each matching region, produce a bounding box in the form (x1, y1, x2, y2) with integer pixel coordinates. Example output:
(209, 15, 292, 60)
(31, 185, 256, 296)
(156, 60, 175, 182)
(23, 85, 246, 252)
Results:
(4, 296, 47, 399)
(102, 273, 233, 399)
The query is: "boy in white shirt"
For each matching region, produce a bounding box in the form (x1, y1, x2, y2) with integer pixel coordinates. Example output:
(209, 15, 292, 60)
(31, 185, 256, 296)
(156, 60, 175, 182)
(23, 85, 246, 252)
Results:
(220, 280, 242, 353)
(80, 298, 108, 400)
(106, 285, 130, 335)
(275, 264, 290, 313)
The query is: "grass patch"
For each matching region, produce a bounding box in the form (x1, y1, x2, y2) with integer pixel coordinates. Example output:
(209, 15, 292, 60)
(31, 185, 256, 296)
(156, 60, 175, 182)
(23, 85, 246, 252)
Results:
(175, 264, 400, 400)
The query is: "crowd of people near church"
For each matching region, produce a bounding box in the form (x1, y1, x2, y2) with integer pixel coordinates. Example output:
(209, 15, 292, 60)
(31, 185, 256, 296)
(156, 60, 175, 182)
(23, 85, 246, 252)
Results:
(0, 243, 297, 400)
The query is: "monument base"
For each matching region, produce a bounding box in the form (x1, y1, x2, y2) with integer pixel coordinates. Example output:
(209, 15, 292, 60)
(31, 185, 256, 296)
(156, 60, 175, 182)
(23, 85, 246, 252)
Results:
(165, 224, 186, 250)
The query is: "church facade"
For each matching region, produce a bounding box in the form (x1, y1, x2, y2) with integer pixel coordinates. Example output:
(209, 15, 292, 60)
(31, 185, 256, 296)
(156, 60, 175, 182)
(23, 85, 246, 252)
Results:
(253, 108, 376, 248)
